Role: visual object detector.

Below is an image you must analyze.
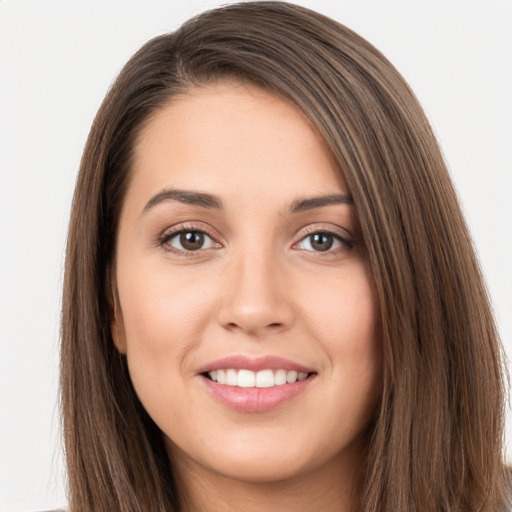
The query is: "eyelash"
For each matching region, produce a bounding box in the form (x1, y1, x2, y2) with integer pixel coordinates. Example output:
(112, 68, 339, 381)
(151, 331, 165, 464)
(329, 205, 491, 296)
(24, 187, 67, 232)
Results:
(158, 224, 220, 256)
(293, 226, 354, 255)
(158, 224, 354, 256)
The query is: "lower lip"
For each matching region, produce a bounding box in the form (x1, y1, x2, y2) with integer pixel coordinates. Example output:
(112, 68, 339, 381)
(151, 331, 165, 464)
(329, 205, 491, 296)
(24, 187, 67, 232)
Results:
(200, 375, 315, 413)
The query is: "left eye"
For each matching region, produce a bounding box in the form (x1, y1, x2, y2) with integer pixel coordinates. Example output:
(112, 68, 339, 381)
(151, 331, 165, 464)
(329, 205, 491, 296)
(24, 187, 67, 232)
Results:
(164, 230, 218, 252)
(296, 232, 344, 252)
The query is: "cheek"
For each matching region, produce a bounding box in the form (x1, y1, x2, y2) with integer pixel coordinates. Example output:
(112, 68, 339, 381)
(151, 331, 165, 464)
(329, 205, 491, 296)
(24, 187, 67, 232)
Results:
(301, 263, 377, 348)
(116, 264, 215, 401)
(116, 269, 212, 426)
(119, 263, 213, 347)
(299, 263, 381, 403)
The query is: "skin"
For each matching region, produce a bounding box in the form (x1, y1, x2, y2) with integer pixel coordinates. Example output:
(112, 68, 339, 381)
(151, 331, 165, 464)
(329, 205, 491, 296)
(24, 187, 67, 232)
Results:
(112, 82, 382, 512)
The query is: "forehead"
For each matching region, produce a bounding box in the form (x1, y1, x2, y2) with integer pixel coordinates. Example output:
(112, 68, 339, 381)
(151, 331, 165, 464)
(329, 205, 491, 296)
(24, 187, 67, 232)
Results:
(127, 82, 347, 212)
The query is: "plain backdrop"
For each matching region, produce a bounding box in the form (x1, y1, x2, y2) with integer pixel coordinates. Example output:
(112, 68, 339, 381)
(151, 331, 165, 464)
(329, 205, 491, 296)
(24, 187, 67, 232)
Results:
(1, 1, 511, 510)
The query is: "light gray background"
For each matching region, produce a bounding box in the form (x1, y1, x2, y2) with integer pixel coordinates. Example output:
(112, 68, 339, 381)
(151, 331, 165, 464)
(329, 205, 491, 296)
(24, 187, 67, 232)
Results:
(1, 1, 511, 510)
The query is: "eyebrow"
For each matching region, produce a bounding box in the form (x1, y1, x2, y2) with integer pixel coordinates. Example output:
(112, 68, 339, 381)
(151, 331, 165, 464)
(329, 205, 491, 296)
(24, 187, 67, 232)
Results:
(143, 189, 223, 213)
(142, 189, 352, 215)
(289, 193, 353, 213)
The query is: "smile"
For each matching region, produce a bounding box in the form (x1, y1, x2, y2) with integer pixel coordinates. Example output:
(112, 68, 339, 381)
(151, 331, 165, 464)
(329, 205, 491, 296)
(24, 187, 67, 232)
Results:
(199, 357, 317, 412)
(207, 369, 310, 388)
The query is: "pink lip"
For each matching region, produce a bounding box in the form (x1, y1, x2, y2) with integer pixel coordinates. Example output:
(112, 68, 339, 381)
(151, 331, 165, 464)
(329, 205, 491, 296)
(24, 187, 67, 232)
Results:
(200, 376, 315, 413)
(197, 355, 317, 413)
(196, 355, 314, 374)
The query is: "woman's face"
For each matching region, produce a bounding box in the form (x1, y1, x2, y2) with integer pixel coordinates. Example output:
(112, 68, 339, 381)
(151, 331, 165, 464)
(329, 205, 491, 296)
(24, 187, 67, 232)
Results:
(113, 83, 381, 488)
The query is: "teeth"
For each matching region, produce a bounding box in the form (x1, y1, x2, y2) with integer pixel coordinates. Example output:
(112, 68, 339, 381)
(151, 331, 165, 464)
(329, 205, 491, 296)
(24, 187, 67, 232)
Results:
(275, 369, 287, 385)
(226, 369, 238, 386)
(256, 369, 274, 388)
(238, 369, 255, 388)
(286, 370, 297, 383)
(207, 369, 310, 388)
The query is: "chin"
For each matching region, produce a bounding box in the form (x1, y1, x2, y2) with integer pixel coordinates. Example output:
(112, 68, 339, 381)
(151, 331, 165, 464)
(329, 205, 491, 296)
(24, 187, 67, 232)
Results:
(165, 424, 366, 487)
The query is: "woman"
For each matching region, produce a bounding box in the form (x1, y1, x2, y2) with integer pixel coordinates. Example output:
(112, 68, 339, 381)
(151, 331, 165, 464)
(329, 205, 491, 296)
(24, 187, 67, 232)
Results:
(61, 2, 509, 511)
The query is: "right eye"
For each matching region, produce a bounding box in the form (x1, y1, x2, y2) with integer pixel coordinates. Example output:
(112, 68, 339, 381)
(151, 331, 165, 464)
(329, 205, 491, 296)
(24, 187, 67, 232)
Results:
(161, 229, 219, 253)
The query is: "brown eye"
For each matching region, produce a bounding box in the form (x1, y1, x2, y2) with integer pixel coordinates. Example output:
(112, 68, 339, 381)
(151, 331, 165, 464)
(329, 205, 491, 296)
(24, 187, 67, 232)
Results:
(163, 230, 218, 253)
(296, 231, 350, 253)
(309, 233, 334, 252)
(180, 231, 205, 251)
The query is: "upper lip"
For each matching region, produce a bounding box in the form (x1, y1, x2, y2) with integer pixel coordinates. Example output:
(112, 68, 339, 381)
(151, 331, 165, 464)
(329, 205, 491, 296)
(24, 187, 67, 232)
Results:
(196, 355, 315, 374)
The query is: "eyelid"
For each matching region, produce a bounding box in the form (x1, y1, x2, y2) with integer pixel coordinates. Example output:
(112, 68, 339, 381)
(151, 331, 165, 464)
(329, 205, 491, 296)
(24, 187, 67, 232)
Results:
(158, 222, 222, 254)
(295, 223, 353, 242)
(292, 224, 355, 252)
(156, 221, 355, 256)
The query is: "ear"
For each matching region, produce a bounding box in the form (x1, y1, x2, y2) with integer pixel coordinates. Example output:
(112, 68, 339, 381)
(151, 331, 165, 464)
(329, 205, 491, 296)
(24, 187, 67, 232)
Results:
(108, 269, 128, 355)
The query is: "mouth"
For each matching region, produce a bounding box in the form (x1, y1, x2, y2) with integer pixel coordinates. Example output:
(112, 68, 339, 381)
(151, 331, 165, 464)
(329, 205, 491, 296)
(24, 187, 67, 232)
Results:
(198, 355, 317, 412)
(203, 368, 314, 388)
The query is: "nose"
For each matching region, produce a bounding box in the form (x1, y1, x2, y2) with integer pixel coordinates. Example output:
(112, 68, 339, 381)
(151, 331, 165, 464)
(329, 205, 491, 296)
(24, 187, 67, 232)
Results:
(217, 250, 295, 337)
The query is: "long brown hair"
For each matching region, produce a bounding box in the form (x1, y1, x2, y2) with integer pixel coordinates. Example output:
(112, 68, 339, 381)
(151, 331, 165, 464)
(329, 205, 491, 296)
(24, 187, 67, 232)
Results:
(61, 2, 509, 510)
